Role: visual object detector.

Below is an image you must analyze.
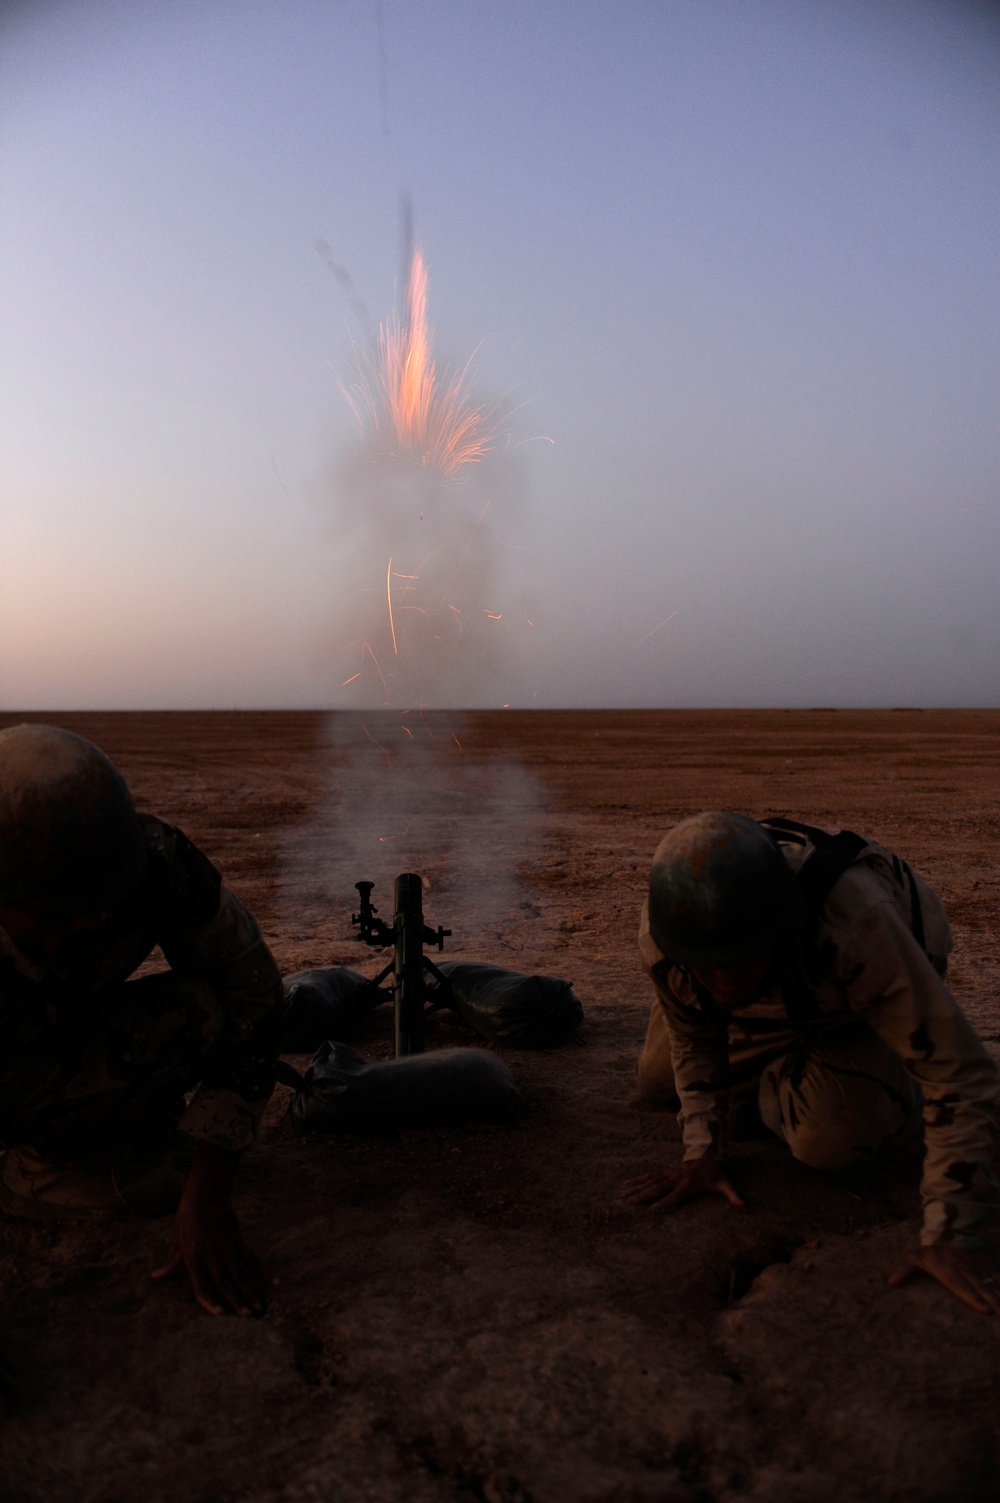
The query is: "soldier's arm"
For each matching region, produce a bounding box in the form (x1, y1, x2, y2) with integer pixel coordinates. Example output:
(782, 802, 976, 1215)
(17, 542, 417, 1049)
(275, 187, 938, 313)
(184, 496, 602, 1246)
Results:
(625, 905, 738, 1208)
(159, 886, 284, 1153)
(637, 899, 732, 1160)
(843, 896, 999, 1250)
(146, 823, 284, 1314)
(152, 888, 284, 1316)
(622, 985, 743, 1209)
(142, 817, 284, 1152)
(665, 1001, 732, 1162)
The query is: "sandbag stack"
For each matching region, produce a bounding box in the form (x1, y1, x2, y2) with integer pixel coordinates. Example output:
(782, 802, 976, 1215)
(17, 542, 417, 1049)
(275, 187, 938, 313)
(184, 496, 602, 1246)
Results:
(279, 1042, 522, 1130)
(280, 967, 390, 1052)
(429, 961, 584, 1049)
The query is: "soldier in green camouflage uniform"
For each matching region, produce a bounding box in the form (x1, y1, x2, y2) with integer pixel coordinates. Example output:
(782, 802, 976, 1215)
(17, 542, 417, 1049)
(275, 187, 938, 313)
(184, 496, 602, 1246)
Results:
(623, 812, 1000, 1317)
(0, 724, 284, 1317)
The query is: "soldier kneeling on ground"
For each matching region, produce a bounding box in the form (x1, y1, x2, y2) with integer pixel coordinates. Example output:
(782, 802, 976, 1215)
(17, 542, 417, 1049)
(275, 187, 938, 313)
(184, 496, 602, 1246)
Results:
(0, 724, 283, 1318)
(622, 812, 1000, 1316)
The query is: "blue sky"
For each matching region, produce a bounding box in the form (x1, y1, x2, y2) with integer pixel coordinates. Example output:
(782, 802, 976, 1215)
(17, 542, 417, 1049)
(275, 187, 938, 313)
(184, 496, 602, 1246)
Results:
(1, 0, 997, 708)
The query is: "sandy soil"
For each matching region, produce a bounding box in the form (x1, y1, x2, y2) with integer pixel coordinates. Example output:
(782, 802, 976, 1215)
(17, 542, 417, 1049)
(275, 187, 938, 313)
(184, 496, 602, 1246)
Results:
(1, 708, 999, 1503)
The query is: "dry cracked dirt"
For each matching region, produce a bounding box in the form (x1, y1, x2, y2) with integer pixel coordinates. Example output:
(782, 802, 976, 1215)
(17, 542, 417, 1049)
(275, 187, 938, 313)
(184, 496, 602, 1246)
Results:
(1, 708, 999, 1503)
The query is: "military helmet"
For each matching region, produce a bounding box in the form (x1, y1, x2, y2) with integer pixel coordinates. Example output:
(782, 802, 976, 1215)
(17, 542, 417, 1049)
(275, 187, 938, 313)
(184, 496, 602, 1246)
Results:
(647, 811, 805, 968)
(0, 724, 146, 913)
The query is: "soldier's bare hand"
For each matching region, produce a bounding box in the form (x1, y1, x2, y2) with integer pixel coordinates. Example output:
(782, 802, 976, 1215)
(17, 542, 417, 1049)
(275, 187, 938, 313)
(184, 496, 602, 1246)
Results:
(888, 1245, 1000, 1316)
(152, 1143, 277, 1317)
(621, 1156, 746, 1211)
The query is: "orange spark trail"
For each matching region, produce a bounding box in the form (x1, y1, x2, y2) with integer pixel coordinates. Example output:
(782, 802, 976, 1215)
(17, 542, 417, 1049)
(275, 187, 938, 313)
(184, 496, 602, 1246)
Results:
(379, 818, 415, 844)
(362, 640, 390, 702)
(632, 612, 677, 648)
(362, 725, 392, 768)
(386, 556, 398, 655)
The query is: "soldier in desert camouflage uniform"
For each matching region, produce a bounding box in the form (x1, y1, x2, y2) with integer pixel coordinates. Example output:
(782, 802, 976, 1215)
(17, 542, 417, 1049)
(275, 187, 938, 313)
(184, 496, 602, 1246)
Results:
(622, 812, 1000, 1316)
(0, 724, 284, 1317)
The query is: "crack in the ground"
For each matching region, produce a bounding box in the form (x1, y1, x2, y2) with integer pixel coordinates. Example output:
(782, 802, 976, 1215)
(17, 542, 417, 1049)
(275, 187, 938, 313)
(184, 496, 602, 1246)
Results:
(718, 1236, 800, 1307)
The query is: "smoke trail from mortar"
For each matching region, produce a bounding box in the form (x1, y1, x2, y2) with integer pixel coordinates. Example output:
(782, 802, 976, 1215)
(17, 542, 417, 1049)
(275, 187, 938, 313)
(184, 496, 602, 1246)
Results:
(279, 219, 546, 953)
(280, 711, 548, 952)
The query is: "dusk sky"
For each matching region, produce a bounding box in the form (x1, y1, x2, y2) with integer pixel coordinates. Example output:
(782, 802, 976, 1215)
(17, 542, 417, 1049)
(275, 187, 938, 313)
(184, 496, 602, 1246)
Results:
(2, 0, 998, 709)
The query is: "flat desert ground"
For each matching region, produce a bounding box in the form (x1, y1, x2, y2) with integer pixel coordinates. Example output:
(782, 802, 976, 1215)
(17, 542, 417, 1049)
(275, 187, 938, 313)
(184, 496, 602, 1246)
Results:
(1, 708, 999, 1503)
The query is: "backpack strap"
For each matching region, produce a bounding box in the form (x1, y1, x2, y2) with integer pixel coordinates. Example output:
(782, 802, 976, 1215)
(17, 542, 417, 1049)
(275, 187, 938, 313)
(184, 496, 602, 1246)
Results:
(761, 817, 869, 927)
(765, 816, 929, 948)
(760, 816, 813, 845)
(903, 862, 926, 951)
(760, 818, 869, 1018)
(886, 852, 926, 952)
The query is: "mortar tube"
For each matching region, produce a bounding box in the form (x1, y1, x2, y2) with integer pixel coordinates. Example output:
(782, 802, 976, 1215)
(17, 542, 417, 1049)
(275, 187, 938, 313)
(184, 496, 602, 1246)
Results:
(393, 872, 425, 1056)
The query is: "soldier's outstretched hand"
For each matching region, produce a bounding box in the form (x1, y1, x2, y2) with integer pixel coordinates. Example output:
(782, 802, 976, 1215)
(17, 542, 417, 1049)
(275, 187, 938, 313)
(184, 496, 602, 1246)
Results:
(153, 1143, 277, 1316)
(888, 1245, 1000, 1317)
(621, 1155, 746, 1211)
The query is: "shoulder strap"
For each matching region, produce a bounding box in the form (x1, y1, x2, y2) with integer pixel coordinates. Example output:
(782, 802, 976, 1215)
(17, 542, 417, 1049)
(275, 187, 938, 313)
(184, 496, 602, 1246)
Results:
(761, 819, 870, 1013)
(135, 815, 223, 928)
(763, 817, 928, 956)
(761, 818, 868, 929)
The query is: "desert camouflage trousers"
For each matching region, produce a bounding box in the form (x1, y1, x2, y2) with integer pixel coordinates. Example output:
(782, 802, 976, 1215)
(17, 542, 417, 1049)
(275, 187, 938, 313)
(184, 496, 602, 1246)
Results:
(636, 1000, 920, 1170)
(0, 971, 227, 1163)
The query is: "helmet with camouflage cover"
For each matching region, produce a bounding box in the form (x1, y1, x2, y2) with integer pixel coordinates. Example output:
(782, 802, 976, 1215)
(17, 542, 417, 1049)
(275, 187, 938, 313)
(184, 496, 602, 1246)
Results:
(647, 811, 805, 968)
(0, 724, 146, 913)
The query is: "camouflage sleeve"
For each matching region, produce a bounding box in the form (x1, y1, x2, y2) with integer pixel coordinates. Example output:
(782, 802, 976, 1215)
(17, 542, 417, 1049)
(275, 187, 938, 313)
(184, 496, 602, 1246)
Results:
(158, 886, 284, 1153)
(664, 989, 732, 1161)
(639, 899, 730, 1160)
(838, 892, 999, 1249)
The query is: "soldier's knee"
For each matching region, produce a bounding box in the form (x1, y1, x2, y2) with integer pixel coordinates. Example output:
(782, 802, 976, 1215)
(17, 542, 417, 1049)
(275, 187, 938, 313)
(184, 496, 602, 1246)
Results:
(634, 1000, 678, 1110)
(785, 1123, 860, 1173)
(761, 1074, 863, 1169)
(636, 1079, 680, 1111)
(635, 1056, 680, 1111)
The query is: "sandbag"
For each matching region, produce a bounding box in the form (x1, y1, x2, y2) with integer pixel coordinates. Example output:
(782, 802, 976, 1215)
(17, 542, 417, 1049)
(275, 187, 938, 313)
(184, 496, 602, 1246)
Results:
(431, 961, 584, 1048)
(280, 967, 389, 1052)
(283, 1042, 521, 1131)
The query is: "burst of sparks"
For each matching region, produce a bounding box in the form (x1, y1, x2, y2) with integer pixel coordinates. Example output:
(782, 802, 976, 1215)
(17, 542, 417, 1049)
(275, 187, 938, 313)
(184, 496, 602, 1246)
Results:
(342, 246, 496, 473)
